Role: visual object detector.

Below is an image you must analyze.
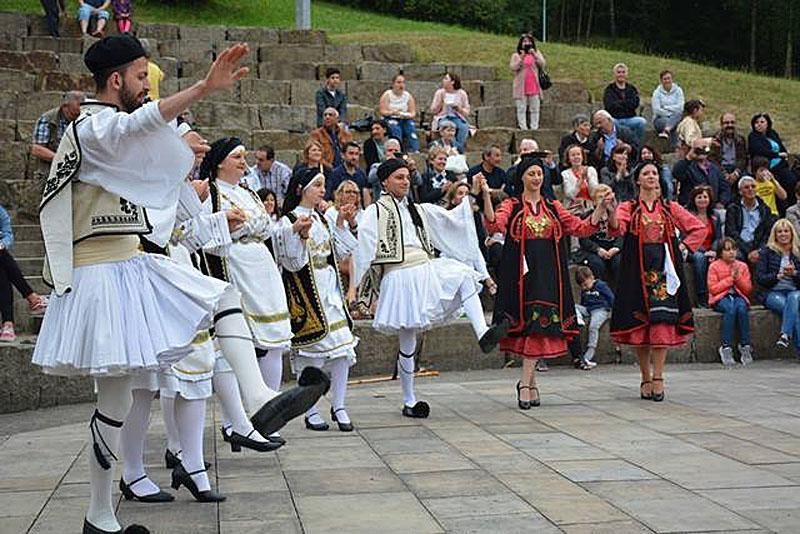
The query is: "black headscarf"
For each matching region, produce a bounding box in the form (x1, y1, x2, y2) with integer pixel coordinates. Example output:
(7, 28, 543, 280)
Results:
(283, 167, 325, 214)
(510, 156, 545, 197)
(198, 137, 242, 181)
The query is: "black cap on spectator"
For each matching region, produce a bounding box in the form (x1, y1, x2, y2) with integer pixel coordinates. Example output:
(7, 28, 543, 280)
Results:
(84, 35, 146, 74)
(377, 158, 407, 182)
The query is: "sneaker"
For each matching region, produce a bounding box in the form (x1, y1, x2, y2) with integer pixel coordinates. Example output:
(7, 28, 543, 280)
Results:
(535, 360, 549, 372)
(777, 333, 790, 349)
(658, 132, 670, 139)
(718, 345, 735, 367)
(738, 344, 754, 366)
(0, 323, 16, 343)
(584, 359, 598, 369)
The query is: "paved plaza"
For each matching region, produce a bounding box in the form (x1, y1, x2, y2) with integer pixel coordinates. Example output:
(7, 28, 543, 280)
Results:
(2, 361, 800, 534)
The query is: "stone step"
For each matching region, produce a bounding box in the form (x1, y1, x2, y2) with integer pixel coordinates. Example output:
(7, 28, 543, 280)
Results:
(13, 224, 42, 241)
(17, 256, 44, 277)
(12, 240, 44, 257)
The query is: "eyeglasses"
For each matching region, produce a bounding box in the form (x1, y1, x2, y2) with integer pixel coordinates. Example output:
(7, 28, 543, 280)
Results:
(740, 185, 755, 190)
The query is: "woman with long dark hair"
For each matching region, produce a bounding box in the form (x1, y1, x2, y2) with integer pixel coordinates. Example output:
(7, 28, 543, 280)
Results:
(485, 157, 613, 408)
(749, 113, 797, 215)
(685, 185, 723, 307)
(600, 145, 636, 202)
(510, 33, 546, 130)
(609, 163, 706, 402)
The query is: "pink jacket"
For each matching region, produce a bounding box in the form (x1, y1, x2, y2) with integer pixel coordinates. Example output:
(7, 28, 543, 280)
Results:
(510, 50, 546, 100)
(429, 88, 470, 130)
(707, 259, 752, 306)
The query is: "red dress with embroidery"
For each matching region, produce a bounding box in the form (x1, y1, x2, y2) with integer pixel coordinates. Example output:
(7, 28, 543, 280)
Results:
(610, 200, 706, 347)
(487, 197, 598, 359)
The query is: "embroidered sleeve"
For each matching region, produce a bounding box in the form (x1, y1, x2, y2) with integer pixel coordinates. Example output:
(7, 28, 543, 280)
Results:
(554, 200, 598, 237)
(353, 204, 379, 287)
(485, 198, 514, 234)
(272, 216, 309, 272)
(174, 211, 232, 255)
(671, 203, 707, 253)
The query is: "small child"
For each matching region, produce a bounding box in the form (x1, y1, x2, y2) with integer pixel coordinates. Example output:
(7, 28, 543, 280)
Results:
(575, 266, 614, 369)
(707, 237, 754, 366)
(112, 0, 133, 34)
(751, 156, 787, 216)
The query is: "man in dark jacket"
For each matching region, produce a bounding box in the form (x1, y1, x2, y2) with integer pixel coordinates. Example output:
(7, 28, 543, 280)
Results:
(725, 176, 775, 264)
(673, 140, 731, 207)
(586, 110, 638, 169)
(315, 68, 347, 126)
(710, 112, 748, 194)
(602, 63, 646, 146)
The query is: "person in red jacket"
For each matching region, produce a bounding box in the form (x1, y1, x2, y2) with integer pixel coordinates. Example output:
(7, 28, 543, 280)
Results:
(708, 238, 753, 366)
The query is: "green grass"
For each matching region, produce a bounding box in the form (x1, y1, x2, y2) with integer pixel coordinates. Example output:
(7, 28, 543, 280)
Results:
(6, 0, 800, 150)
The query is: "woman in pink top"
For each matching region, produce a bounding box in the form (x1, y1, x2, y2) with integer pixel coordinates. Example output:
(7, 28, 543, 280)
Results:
(429, 73, 471, 153)
(708, 237, 753, 366)
(510, 33, 546, 130)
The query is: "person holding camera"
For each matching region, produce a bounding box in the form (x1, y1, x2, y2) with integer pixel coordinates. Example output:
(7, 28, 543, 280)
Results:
(510, 33, 546, 131)
(673, 139, 730, 208)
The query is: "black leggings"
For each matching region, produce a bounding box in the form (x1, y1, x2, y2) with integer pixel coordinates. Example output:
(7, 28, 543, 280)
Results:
(40, 0, 60, 37)
(0, 252, 34, 323)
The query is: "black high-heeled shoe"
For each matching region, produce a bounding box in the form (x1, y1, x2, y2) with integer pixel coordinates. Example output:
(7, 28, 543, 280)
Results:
(530, 386, 541, 407)
(651, 378, 665, 402)
(640, 381, 653, 400)
(119, 475, 175, 503)
(83, 519, 150, 534)
(170, 464, 226, 503)
(229, 429, 283, 452)
(219, 426, 231, 443)
(267, 433, 287, 445)
(304, 415, 330, 431)
(516, 381, 531, 410)
(164, 449, 210, 471)
(330, 407, 354, 432)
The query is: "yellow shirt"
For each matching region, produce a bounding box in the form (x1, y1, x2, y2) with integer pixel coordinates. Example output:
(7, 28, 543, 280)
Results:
(754, 178, 778, 215)
(147, 61, 165, 100)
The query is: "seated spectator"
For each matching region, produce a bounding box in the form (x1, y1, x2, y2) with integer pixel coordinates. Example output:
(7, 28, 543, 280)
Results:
(686, 185, 723, 307)
(600, 145, 636, 202)
(725, 176, 776, 265)
(510, 33, 546, 130)
(467, 145, 507, 196)
(242, 144, 292, 205)
(785, 183, 800, 237)
(256, 188, 280, 223)
(428, 119, 460, 157)
(315, 68, 347, 127)
(710, 112, 748, 195)
(309, 107, 352, 168)
(367, 138, 402, 200)
(330, 142, 369, 205)
(561, 144, 598, 213)
(292, 139, 333, 201)
(708, 237, 754, 366)
(748, 113, 797, 215)
(676, 99, 712, 149)
(575, 265, 614, 369)
(558, 114, 592, 166)
(325, 179, 362, 233)
(41, 0, 61, 37)
(363, 118, 388, 170)
(752, 156, 787, 216)
(379, 73, 420, 153)
(574, 184, 622, 282)
(77, 0, 111, 37)
(506, 139, 561, 199)
(756, 219, 800, 354)
(587, 109, 638, 169)
(651, 69, 685, 146)
(419, 146, 457, 205)
(430, 73, 471, 153)
(672, 139, 730, 208)
(639, 144, 674, 200)
(602, 63, 647, 145)
(112, 0, 132, 34)
(31, 91, 85, 183)
(139, 39, 164, 101)
(0, 205, 48, 342)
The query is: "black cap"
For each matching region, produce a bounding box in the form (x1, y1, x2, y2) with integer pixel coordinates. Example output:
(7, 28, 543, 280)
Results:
(84, 35, 146, 75)
(377, 158, 407, 182)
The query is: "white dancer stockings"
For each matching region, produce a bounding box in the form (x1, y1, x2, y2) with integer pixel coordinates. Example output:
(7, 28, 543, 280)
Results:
(302, 357, 351, 425)
(175, 395, 210, 492)
(257, 347, 284, 392)
(462, 292, 489, 340)
(213, 371, 269, 443)
(398, 329, 418, 408)
(120, 389, 160, 497)
(159, 394, 182, 457)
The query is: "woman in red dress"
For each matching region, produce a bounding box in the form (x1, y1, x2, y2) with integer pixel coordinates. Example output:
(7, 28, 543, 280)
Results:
(609, 162, 706, 401)
(485, 157, 613, 408)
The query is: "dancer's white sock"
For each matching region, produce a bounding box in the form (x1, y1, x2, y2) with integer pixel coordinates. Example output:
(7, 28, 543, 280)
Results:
(328, 358, 351, 424)
(462, 292, 489, 339)
(159, 393, 182, 456)
(175, 395, 210, 492)
(258, 347, 284, 392)
(87, 376, 133, 532)
(398, 329, 418, 407)
(212, 371, 269, 443)
(120, 388, 159, 496)
(214, 286, 277, 414)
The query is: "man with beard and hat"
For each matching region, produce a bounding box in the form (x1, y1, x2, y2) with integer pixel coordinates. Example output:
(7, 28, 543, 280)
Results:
(31, 35, 328, 534)
(353, 159, 505, 419)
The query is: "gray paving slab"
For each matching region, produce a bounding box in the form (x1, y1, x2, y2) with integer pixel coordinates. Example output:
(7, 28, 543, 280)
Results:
(4, 362, 800, 533)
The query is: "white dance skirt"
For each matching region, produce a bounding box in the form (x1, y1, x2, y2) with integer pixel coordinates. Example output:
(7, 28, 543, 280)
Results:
(32, 253, 228, 377)
(160, 334, 217, 400)
(372, 258, 482, 334)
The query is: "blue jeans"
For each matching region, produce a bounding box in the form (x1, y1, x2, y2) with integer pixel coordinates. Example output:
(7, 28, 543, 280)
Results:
(385, 117, 420, 153)
(77, 4, 110, 21)
(653, 115, 682, 149)
(660, 164, 674, 200)
(688, 250, 709, 304)
(615, 116, 647, 146)
(713, 294, 751, 346)
(442, 115, 469, 153)
(765, 289, 800, 347)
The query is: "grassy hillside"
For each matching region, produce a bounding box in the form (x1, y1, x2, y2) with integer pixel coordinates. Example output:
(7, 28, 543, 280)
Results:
(6, 0, 800, 150)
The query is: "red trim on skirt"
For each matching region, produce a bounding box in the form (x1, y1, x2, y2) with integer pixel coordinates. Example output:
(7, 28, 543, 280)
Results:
(500, 334, 569, 359)
(611, 323, 688, 348)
